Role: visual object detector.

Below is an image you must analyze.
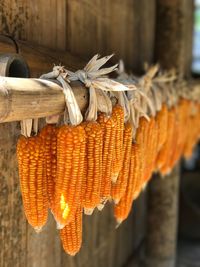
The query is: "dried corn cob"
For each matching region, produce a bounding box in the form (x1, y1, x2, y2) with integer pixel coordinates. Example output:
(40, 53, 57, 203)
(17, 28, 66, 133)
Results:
(54, 125, 86, 228)
(40, 124, 58, 211)
(97, 112, 116, 209)
(111, 105, 124, 182)
(111, 122, 133, 204)
(114, 144, 138, 224)
(81, 121, 103, 214)
(133, 117, 149, 198)
(156, 104, 168, 152)
(171, 100, 189, 165)
(143, 117, 158, 183)
(17, 134, 48, 232)
(159, 107, 176, 175)
(60, 206, 83, 256)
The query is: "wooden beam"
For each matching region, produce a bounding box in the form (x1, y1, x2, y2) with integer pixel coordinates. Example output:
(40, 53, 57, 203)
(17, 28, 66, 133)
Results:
(145, 166, 180, 267)
(0, 77, 88, 122)
(155, 0, 194, 77)
(0, 35, 85, 78)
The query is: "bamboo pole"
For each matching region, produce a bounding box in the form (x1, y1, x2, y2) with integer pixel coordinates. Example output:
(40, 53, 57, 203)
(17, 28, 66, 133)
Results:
(0, 75, 200, 123)
(0, 77, 88, 122)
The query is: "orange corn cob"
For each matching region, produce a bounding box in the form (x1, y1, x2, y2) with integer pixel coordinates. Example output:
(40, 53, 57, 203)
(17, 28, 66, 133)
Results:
(143, 117, 158, 183)
(114, 144, 138, 224)
(183, 101, 197, 159)
(111, 105, 124, 182)
(111, 122, 133, 204)
(60, 206, 83, 256)
(134, 117, 149, 197)
(81, 121, 103, 214)
(97, 113, 116, 209)
(54, 125, 86, 228)
(40, 124, 58, 211)
(17, 134, 48, 232)
(156, 104, 168, 152)
(159, 107, 176, 175)
(171, 99, 189, 165)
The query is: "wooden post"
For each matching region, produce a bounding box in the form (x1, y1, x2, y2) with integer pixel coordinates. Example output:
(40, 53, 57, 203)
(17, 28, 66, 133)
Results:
(145, 166, 180, 267)
(145, 1, 194, 267)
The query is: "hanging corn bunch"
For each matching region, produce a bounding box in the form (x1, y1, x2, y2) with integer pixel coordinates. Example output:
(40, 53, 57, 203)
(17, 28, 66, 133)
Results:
(15, 55, 200, 256)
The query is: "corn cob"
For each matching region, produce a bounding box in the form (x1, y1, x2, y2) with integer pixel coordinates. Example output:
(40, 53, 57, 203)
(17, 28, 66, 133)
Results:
(159, 107, 176, 175)
(133, 117, 149, 198)
(97, 112, 116, 209)
(17, 134, 48, 232)
(183, 101, 197, 158)
(40, 124, 58, 211)
(143, 117, 158, 183)
(81, 121, 103, 214)
(114, 144, 138, 224)
(171, 100, 189, 165)
(155, 106, 171, 171)
(111, 122, 133, 204)
(60, 206, 83, 256)
(156, 104, 168, 153)
(111, 105, 124, 182)
(54, 125, 86, 228)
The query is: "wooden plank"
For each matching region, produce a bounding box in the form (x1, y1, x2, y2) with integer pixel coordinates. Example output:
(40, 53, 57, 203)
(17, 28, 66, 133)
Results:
(155, 0, 194, 76)
(0, 122, 27, 267)
(0, 35, 85, 78)
(145, 166, 180, 267)
(27, 213, 61, 267)
(0, 1, 66, 50)
(67, 0, 156, 73)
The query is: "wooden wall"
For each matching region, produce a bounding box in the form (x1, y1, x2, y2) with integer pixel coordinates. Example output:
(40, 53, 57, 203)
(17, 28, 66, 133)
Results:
(0, 1, 155, 267)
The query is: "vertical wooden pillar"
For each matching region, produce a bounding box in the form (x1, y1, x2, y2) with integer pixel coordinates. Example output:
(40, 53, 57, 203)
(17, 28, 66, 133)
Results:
(146, 167, 180, 267)
(145, 1, 194, 267)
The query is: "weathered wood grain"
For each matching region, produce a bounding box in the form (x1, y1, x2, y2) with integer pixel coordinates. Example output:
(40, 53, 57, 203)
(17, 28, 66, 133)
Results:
(145, 166, 180, 267)
(0, 0, 66, 50)
(155, 0, 194, 76)
(0, 35, 85, 77)
(0, 122, 27, 267)
(66, 0, 156, 73)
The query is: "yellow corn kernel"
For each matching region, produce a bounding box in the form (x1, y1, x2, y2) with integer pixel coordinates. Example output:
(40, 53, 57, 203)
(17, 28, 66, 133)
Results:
(60, 206, 83, 256)
(17, 134, 48, 232)
(54, 125, 86, 228)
